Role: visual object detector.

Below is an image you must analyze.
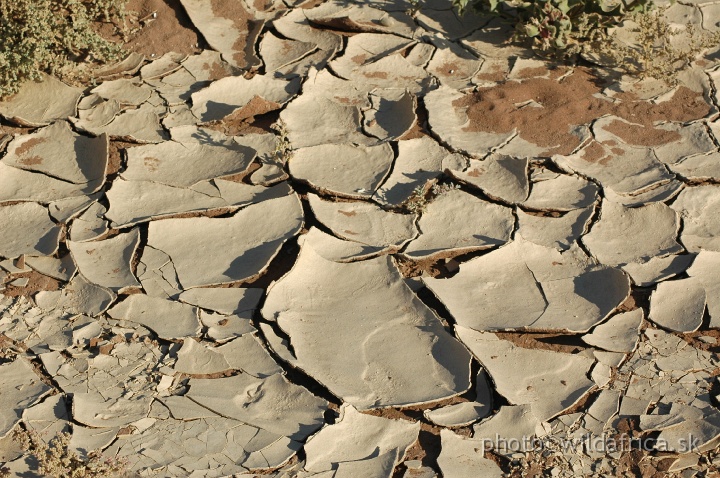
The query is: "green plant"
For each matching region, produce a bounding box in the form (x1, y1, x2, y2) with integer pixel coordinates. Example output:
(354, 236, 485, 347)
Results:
(0, 0, 128, 98)
(453, 0, 650, 56)
(454, 0, 720, 83)
(403, 182, 460, 213)
(592, 7, 720, 84)
(6, 428, 129, 478)
(404, 185, 430, 214)
(271, 119, 293, 163)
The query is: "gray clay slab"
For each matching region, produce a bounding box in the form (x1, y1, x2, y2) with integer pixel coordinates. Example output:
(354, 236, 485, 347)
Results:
(122, 126, 256, 188)
(73, 96, 121, 131)
(296, 227, 391, 263)
(24, 255, 76, 281)
(69, 202, 108, 242)
(307, 193, 416, 248)
(424, 369, 492, 427)
(328, 32, 416, 73)
(671, 185, 720, 252)
(516, 207, 593, 251)
(48, 193, 102, 224)
(437, 429, 504, 477)
(68, 228, 141, 292)
(650, 277, 705, 332)
(146, 193, 303, 288)
(583, 199, 682, 267)
(272, 8, 343, 52)
(670, 151, 720, 181)
(178, 0, 263, 69)
(472, 404, 542, 452)
(47, 274, 115, 317)
(280, 90, 369, 148)
(306, 3, 417, 37)
(373, 137, 461, 206)
(2, 121, 107, 185)
(89, 103, 167, 143)
(0, 203, 61, 259)
(621, 253, 695, 286)
(424, 239, 630, 332)
(191, 75, 300, 122)
(106, 179, 291, 228)
(186, 373, 327, 439)
(0, 73, 82, 126)
(135, 246, 183, 298)
(303, 405, 420, 473)
(456, 327, 595, 421)
(91, 78, 152, 105)
(262, 243, 472, 409)
(0, 358, 51, 438)
(178, 287, 263, 316)
(0, 162, 105, 203)
(450, 155, 529, 204)
(107, 295, 200, 339)
(426, 37, 483, 90)
(259, 31, 317, 73)
(403, 188, 514, 259)
(524, 174, 598, 211)
(363, 91, 417, 141)
(200, 310, 257, 342)
(139, 52, 185, 80)
(289, 143, 394, 198)
(687, 251, 720, 326)
(582, 309, 643, 353)
(553, 140, 679, 200)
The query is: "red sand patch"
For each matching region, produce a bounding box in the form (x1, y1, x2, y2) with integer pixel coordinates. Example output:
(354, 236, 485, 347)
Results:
(99, 0, 205, 57)
(601, 119, 682, 146)
(457, 67, 711, 155)
(14, 137, 45, 156)
(210, 0, 262, 69)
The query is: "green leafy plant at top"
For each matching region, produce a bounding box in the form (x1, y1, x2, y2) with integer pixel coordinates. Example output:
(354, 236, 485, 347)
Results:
(453, 0, 651, 56)
(453, 0, 720, 83)
(0, 0, 128, 98)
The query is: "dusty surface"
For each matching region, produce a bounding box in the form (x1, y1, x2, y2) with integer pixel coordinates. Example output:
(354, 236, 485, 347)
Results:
(459, 70, 712, 155)
(2, 0, 720, 477)
(99, 0, 207, 57)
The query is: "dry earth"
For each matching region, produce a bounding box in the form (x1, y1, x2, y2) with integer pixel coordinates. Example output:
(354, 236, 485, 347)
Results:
(1, 0, 720, 477)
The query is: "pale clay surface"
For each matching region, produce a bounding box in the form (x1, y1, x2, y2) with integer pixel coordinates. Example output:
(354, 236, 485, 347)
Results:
(1, 0, 720, 476)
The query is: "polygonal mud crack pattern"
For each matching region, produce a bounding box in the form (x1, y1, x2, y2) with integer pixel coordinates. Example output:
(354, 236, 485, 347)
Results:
(2, 0, 720, 476)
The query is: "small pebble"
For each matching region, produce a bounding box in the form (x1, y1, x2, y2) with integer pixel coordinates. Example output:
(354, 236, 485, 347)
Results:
(379, 15, 395, 27)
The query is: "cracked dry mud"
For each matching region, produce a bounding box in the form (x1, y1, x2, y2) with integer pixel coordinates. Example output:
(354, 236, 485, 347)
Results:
(2, 0, 720, 476)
